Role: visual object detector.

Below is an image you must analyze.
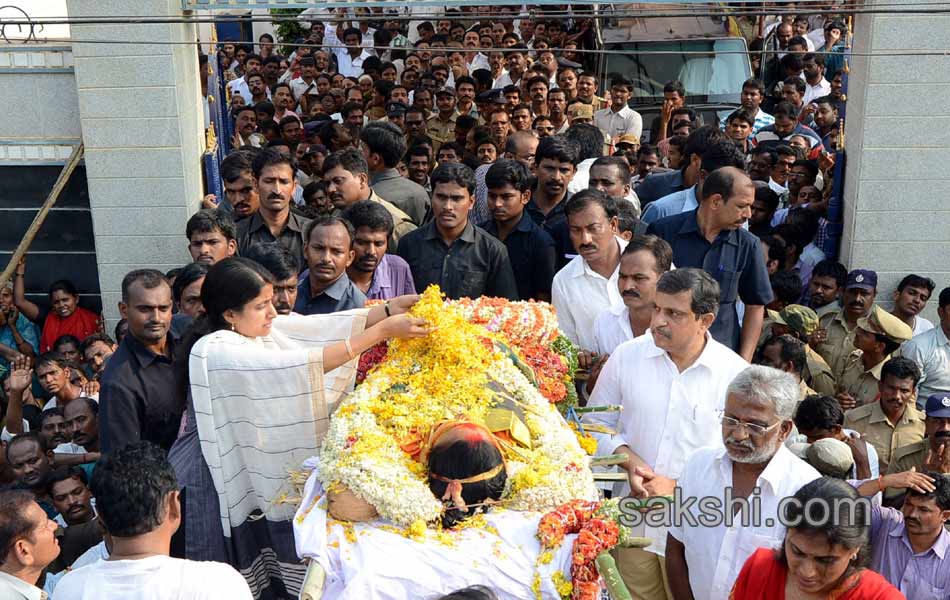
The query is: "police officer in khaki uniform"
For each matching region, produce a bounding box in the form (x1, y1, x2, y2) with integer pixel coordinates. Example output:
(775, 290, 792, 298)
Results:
(813, 269, 878, 377)
(835, 306, 913, 410)
(884, 393, 950, 501)
(843, 356, 925, 472)
(426, 87, 458, 153)
(770, 304, 837, 396)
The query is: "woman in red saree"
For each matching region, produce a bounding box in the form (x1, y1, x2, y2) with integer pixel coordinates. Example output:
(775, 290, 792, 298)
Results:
(14, 258, 101, 352)
(730, 478, 904, 600)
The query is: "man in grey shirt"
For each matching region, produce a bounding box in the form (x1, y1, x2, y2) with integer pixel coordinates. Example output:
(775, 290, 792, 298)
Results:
(361, 121, 430, 225)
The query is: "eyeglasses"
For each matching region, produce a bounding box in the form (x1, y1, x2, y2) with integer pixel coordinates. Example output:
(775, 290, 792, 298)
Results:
(720, 415, 783, 437)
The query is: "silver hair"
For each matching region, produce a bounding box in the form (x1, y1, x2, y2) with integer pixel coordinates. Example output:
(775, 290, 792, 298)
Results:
(726, 365, 799, 420)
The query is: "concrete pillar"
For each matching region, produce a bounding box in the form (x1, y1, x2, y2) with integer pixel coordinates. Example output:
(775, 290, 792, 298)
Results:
(841, 0, 950, 319)
(67, 0, 204, 324)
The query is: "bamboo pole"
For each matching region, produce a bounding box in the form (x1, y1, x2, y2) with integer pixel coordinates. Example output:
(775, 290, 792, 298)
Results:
(0, 143, 84, 289)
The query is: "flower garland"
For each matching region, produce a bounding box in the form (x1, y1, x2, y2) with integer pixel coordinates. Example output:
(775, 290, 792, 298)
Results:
(318, 286, 598, 528)
(536, 499, 628, 600)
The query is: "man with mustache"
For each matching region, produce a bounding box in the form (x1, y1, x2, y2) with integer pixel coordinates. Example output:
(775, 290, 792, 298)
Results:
(242, 242, 300, 316)
(647, 167, 772, 361)
(666, 366, 820, 600)
(852, 468, 950, 597)
(64, 397, 99, 458)
(584, 269, 750, 599)
(6, 433, 56, 516)
(294, 217, 366, 316)
(34, 352, 87, 411)
(185, 209, 237, 265)
(397, 162, 518, 301)
(845, 357, 925, 473)
(591, 235, 673, 358)
(49, 467, 95, 528)
(218, 150, 260, 221)
(341, 201, 416, 301)
(100, 269, 180, 452)
(236, 148, 312, 269)
(902, 287, 950, 409)
(813, 269, 878, 378)
(323, 148, 416, 250)
(886, 394, 950, 503)
(527, 136, 578, 263)
(835, 307, 913, 410)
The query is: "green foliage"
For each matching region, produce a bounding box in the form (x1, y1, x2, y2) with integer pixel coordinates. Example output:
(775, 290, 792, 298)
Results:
(270, 8, 307, 56)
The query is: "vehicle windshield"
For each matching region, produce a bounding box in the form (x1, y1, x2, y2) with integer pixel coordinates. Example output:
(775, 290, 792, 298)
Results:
(602, 38, 750, 105)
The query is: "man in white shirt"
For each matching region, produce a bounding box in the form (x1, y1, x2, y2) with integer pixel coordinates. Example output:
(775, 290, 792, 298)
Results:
(0, 490, 61, 600)
(226, 53, 262, 105)
(551, 189, 626, 357)
(901, 286, 950, 408)
(890, 274, 935, 337)
(802, 53, 831, 105)
(666, 366, 821, 600)
(492, 46, 527, 89)
(334, 27, 372, 78)
(55, 442, 252, 600)
(585, 268, 749, 600)
(594, 76, 643, 143)
(591, 234, 673, 356)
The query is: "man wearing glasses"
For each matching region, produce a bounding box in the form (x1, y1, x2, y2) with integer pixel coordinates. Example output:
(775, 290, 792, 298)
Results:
(584, 268, 750, 600)
(666, 365, 821, 600)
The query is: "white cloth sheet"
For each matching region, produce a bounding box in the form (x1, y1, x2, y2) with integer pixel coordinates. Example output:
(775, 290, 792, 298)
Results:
(293, 459, 578, 600)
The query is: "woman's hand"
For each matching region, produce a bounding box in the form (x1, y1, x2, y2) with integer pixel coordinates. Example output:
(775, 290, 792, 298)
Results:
(381, 314, 431, 340)
(387, 294, 421, 316)
(7, 354, 32, 394)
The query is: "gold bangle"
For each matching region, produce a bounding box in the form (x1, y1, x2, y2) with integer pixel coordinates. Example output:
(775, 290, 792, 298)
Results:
(344, 337, 355, 360)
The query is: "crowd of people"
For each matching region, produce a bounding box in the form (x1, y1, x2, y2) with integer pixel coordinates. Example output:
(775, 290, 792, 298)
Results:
(1, 3, 948, 600)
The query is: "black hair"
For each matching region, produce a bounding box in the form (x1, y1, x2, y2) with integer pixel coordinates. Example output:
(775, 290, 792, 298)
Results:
(616, 202, 640, 235)
(427, 437, 506, 528)
(761, 234, 787, 267)
(526, 75, 549, 90)
(755, 186, 781, 213)
(564, 124, 604, 161)
(48, 279, 78, 299)
(242, 242, 299, 281)
(791, 159, 819, 183)
(47, 465, 88, 489)
(907, 472, 950, 511)
(794, 394, 845, 431)
(79, 332, 115, 356)
(897, 274, 936, 295)
(171, 262, 209, 305)
(727, 108, 755, 127)
(637, 143, 658, 158)
(656, 268, 720, 317)
(0, 490, 38, 566)
(438, 587, 500, 600)
(254, 101, 276, 118)
(35, 350, 69, 372)
(880, 356, 922, 386)
(341, 200, 395, 238)
(304, 216, 355, 247)
(762, 333, 807, 374)
(701, 140, 747, 173)
(323, 147, 368, 177)
(186, 208, 237, 242)
(592, 156, 632, 181)
(742, 78, 766, 94)
(622, 235, 673, 273)
(534, 135, 579, 166)
(783, 76, 807, 96)
(251, 147, 296, 178)
(779, 52, 804, 73)
(663, 79, 686, 97)
(803, 52, 826, 68)
(120, 269, 169, 304)
(812, 260, 848, 289)
(773, 101, 800, 120)
(771, 271, 804, 306)
(564, 188, 615, 220)
(683, 125, 727, 171)
(91, 441, 179, 538)
(53, 334, 81, 352)
(780, 477, 870, 572)
(40, 406, 64, 426)
(5, 431, 47, 463)
(438, 142, 465, 158)
(485, 159, 532, 193)
(406, 145, 430, 160)
(431, 162, 476, 195)
(360, 121, 407, 168)
(750, 145, 777, 165)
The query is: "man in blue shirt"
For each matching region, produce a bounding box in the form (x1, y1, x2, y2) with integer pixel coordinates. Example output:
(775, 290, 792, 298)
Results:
(635, 125, 723, 207)
(648, 167, 772, 360)
(641, 139, 746, 224)
(294, 217, 366, 315)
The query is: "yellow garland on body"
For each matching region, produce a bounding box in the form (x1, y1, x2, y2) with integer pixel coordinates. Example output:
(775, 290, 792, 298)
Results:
(318, 286, 598, 528)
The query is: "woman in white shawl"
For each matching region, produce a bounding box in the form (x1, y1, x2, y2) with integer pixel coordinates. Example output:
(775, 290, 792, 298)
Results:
(168, 257, 427, 599)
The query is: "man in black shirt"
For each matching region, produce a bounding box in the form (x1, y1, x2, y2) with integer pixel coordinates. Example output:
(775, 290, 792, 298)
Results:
(397, 163, 519, 300)
(99, 269, 180, 453)
(480, 159, 556, 301)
